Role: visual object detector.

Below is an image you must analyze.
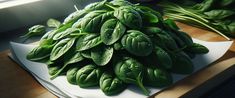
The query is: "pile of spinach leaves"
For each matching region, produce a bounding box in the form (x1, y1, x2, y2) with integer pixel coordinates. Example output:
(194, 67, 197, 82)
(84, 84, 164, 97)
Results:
(159, 0, 235, 40)
(25, 0, 208, 96)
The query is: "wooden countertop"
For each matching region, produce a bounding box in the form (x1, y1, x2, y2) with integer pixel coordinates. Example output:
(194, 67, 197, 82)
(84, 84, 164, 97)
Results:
(0, 50, 56, 98)
(0, 22, 234, 98)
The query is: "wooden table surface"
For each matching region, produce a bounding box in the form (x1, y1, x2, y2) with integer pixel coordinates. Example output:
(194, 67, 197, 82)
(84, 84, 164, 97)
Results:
(0, 22, 234, 98)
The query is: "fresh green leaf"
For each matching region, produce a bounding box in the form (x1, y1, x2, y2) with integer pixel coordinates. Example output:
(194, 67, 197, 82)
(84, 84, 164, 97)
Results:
(113, 41, 123, 50)
(170, 52, 194, 74)
(204, 10, 235, 20)
(50, 49, 85, 79)
(100, 72, 127, 95)
(21, 25, 46, 39)
(137, 5, 164, 22)
(114, 57, 150, 95)
(47, 18, 61, 28)
(53, 28, 81, 40)
(184, 43, 209, 54)
(27, 46, 51, 62)
(76, 34, 102, 51)
(219, 0, 235, 7)
(91, 45, 113, 66)
(121, 30, 153, 56)
(144, 67, 172, 87)
(114, 6, 142, 29)
(141, 11, 159, 24)
(177, 31, 193, 46)
(63, 10, 87, 24)
(47, 61, 63, 76)
(81, 50, 92, 59)
(67, 66, 80, 85)
(41, 30, 57, 40)
(155, 46, 172, 69)
(80, 10, 114, 33)
(152, 29, 179, 50)
(76, 64, 103, 88)
(64, 51, 84, 65)
(164, 19, 179, 30)
(110, 0, 133, 6)
(84, 0, 108, 11)
(41, 22, 74, 40)
(101, 19, 126, 45)
(50, 38, 76, 61)
(48, 65, 61, 76)
(27, 39, 55, 62)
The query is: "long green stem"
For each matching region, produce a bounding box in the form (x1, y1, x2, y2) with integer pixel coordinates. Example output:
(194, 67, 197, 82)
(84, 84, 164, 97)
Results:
(137, 79, 150, 96)
(74, 5, 79, 11)
(166, 13, 231, 40)
(136, 73, 150, 96)
(70, 33, 87, 37)
(50, 33, 86, 79)
(175, 4, 209, 23)
(160, 2, 209, 23)
(105, 3, 117, 10)
(50, 64, 69, 79)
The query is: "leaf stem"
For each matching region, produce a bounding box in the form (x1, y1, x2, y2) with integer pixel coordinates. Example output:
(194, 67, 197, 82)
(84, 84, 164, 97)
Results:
(175, 4, 209, 23)
(160, 2, 209, 23)
(70, 33, 87, 37)
(136, 73, 150, 96)
(50, 64, 69, 79)
(105, 3, 117, 10)
(165, 13, 231, 40)
(74, 5, 79, 11)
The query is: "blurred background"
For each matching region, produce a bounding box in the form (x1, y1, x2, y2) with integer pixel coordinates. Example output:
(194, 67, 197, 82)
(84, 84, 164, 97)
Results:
(0, 0, 99, 50)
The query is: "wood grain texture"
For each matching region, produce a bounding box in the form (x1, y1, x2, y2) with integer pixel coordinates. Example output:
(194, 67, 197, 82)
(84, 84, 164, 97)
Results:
(176, 22, 235, 52)
(0, 22, 234, 98)
(0, 50, 56, 98)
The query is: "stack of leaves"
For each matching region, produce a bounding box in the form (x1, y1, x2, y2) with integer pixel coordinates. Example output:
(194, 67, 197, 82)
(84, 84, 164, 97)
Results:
(26, 0, 209, 96)
(159, 0, 235, 40)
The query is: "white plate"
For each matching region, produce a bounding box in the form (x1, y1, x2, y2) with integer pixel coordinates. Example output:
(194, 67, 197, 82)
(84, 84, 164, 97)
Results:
(10, 39, 233, 98)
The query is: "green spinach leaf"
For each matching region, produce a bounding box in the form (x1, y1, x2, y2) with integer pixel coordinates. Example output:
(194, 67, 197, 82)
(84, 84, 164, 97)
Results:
(114, 57, 150, 95)
(81, 50, 92, 59)
(110, 0, 133, 6)
(27, 39, 55, 62)
(121, 30, 153, 56)
(50, 49, 85, 79)
(204, 10, 235, 20)
(63, 10, 87, 24)
(155, 46, 172, 69)
(50, 38, 76, 61)
(76, 64, 103, 88)
(80, 10, 114, 33)
(67, 66, 80, 85)
(84, 0, 108, 11)
(141, 11, 159, 24)
(170, 52, 194, 74)
(47, 18, 61, 28)
(164, 19, 179, 30)
(144, 67, 172, 87)
(21, 25, 46, 39)
(114, 6, 142, 29)
(53, 28, 81, 40)
(101, 19, 126, 45)
(184, 43, 209, 54)
(76, 34, 102, 51)
(100, 72, 127, 95)
(91, 45, 113, 66)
